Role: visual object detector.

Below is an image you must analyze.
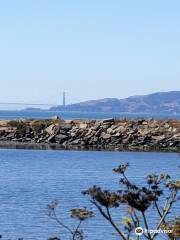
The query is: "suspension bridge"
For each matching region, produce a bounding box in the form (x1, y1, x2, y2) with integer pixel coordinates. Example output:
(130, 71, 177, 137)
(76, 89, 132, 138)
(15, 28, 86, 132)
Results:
(0, 102, 59, 107)
(0, 92, 66, 108)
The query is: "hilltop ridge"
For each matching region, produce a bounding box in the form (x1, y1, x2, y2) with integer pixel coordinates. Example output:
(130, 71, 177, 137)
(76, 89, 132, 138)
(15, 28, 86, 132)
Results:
(50, 91, 180, 114)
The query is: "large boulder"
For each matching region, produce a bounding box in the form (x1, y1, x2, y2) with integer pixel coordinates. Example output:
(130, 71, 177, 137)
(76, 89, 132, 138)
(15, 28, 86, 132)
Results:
(79, 123, 88, 129)
(47, 134, 56, 143)
(55, 134, 69, 143)
(115, 126, 126, 133)
(60, 124, 72, 131)
(102, 118, 114, 123)
(45, 124, 59, 135)
(101, 133, 111, 139)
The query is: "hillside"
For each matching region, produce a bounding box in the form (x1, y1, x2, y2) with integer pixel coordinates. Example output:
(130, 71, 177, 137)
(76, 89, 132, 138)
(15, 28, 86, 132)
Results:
(50, 91, 180, 114)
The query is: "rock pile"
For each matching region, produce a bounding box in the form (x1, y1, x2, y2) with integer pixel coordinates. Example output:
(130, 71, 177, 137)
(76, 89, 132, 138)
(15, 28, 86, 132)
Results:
(0, 118, 179, 151)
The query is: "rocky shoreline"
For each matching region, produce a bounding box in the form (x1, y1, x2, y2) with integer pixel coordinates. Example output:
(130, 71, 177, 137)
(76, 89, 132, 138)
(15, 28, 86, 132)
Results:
(0, 118, 179, 152)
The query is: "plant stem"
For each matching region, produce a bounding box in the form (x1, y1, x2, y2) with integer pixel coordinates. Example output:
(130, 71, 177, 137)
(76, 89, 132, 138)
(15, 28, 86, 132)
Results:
(142, 211, 152, 240)
(106, 207, 127, 240)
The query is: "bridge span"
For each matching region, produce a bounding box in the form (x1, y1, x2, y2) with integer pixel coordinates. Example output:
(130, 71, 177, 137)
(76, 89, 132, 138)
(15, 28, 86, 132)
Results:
(0, 102, 58, 107)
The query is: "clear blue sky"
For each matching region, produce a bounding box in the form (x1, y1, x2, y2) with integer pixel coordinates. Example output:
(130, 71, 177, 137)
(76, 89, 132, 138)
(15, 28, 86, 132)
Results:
(0, 0, 180, 105)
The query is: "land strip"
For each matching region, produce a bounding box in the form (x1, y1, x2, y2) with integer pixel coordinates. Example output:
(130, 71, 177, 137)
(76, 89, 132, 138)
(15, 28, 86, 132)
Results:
(0, 118, 179, 152)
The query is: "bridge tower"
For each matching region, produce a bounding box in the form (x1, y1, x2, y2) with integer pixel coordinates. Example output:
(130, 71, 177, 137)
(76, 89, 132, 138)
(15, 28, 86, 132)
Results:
(63, 91, 66, 107)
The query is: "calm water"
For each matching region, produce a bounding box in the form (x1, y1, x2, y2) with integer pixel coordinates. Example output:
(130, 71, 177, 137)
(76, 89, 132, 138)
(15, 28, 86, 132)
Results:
(0, 149, 179, 240)
(0, 110, 179, 120)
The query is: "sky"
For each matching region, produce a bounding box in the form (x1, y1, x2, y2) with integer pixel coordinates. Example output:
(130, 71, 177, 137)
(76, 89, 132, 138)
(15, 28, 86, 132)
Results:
(0, 0, 180, 107)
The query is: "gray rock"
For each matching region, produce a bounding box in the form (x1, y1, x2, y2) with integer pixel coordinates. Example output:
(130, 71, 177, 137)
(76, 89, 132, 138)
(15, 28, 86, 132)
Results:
(47, 134, 56, 143)
(102, 124, 111, 129)
(71, 139, 80, 145)
(60, 124, 72, 131)
(102, 118, 114, 123)
(101, 133, 111, 139)
(151, 135, 165, 141)
(92, 137, 99, 142)
(55, 134, 69, 143)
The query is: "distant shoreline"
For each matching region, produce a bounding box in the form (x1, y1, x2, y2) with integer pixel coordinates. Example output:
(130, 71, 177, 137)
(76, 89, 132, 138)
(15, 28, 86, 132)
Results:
(0, 110, 180, 122)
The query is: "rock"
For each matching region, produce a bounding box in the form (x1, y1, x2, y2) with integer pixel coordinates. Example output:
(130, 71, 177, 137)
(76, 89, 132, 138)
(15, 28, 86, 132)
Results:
(102, 118, 114, 123)
(95, 128, 103, 137)
(138, 130, 150, 136)
(114, 132, 121, 137)
(102, 123, 111, 129)
(80, 140, 86, 145)
(127, 130, 135, 135)
(172, 133, 180, 138)
(47, 134, 56, 143)
(55, 134, 69, 143)
(172, 127, 177, 132)
(115, 126, 126, 133)
(92, 137, 99, 142)
(52, 115, 60, 120)
(151, 135, 166, 141)
(93, 122, 101, 131)
(60, 124, 72, 131)
(6, 133, 15, 139)
(164, 123, 170, 129)
(122, 137, 130, 144)
(79, 123, 87, 129)
(0, 118, 179, 151)
(107, 127, 113, 134)
(45, 124, 59, 135)
(169, 140, 180, 147)
(71, 139, 80, 145)
(64, 120, 73, 124)
(101, 133, 111, 139)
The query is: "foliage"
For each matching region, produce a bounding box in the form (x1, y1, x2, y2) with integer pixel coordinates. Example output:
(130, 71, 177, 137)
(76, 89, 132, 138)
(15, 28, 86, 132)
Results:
(47, 200, 94, 240)
(161, 217, 180, 239)
(49, 163, 180, 240)
(31, 120, 52, 133)
(7, 120, 26, 129)
(7, 120, 27, 135)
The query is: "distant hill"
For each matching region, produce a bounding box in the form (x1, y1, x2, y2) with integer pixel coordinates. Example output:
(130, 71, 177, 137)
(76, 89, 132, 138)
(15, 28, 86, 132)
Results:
(50, 91, 180, 114)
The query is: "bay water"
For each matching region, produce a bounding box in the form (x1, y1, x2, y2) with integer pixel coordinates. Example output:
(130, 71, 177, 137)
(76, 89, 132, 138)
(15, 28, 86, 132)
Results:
(0, 110, 179, 120)
(0, 149, 179, 239)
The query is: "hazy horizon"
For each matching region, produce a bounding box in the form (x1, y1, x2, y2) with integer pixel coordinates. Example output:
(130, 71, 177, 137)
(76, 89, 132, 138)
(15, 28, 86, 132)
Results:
(0, 0, 180, 107)
(0, 89, 179, 111)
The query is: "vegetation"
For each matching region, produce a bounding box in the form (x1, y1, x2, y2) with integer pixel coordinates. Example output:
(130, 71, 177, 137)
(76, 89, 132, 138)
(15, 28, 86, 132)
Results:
(7, 120, 27, 135)
(47, 163, 180, 240)
(47, 202, 94, 240)
(7, 120, 26, 129)
(7, 119, 60, 135)
(31, 120, 52, 133)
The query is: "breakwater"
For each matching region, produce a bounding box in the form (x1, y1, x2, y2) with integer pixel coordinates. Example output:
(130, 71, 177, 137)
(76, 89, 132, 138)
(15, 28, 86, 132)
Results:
(0, 118, 179, 151)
